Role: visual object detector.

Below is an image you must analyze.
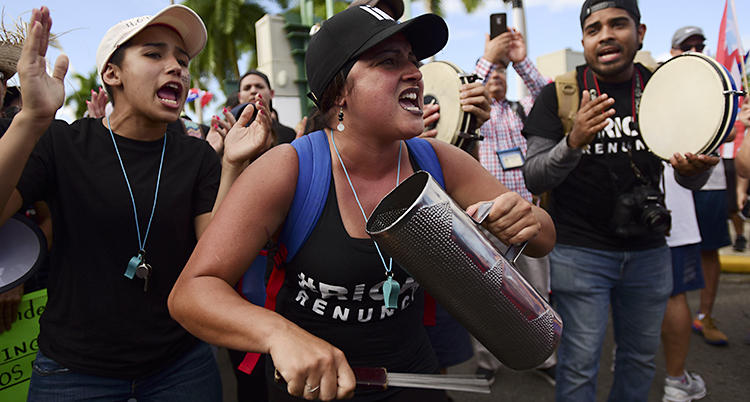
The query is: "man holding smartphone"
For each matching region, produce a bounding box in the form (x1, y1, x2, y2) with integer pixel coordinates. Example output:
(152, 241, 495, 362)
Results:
(471, 18, 556, 387)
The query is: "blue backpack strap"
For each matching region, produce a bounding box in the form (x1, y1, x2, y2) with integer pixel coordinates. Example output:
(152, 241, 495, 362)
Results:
(405, 137, 445, 188)
(278, 130, 332, 262)
(277, 133, 441, 262)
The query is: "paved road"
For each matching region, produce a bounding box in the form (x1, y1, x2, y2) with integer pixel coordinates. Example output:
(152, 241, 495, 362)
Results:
(218, 273, 749, 402)
(446, 273, 750, 402)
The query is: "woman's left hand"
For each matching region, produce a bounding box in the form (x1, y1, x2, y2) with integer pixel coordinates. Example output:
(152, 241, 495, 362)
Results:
(467, 192, 540, 246)
(222, 94, 273, 167)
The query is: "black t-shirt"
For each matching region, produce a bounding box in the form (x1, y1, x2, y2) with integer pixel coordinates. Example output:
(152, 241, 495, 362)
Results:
(15, 118, 220, 379)
(523, 64, 665, 251)
(273, 120, 297, 145)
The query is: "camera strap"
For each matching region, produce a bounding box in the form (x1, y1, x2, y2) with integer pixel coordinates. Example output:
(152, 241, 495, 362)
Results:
(583, 66, 643, 124)
(583, 66, 654, 194)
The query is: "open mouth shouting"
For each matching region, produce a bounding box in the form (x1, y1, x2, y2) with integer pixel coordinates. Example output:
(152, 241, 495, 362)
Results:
(598, 45, 623, 64)
(399, 89, 422, 114)
(157, 82, 183, 108)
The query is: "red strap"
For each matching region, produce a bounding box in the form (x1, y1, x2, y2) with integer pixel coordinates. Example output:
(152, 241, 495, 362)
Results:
(264, 243, 287, 311)
(238, 352, 261, 375)
(239, 246, 287, 374)
(423, 292, 436, 326)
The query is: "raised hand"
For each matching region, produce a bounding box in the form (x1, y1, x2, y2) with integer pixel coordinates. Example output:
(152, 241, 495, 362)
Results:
(567, 91, 615, 149)
(206, 115, 231, 155)
(18, 7, 68, 122)
(506, 29, 527, 64)
(85, 87, 108, 118)
(483, 32, 511, 66)
(222, 94, 273, 166)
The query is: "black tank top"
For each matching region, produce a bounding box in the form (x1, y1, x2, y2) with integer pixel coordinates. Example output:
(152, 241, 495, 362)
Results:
(271, 176, 439, 401)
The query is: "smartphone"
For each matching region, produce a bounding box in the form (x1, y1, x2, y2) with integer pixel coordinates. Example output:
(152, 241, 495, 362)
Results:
(490, 13, 507, 39)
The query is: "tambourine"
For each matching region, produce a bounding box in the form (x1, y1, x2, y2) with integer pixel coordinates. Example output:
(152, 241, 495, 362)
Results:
(420, 61, 483, 152)
(0, 213, 47, 293)
(639, 52, 745, 160)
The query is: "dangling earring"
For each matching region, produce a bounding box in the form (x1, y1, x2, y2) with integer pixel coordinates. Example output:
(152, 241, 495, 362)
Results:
(337, 107, 345, 132)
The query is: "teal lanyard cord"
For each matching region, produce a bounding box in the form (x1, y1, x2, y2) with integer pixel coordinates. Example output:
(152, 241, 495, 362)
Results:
(107, 115, 166, 254)
(330, 130, 401, 276)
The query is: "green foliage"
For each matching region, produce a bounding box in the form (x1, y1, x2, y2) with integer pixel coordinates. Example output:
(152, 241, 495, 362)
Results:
(421, 0, 484, 16)
(63, 69, 100, 119)
(181, 0, 279, 93)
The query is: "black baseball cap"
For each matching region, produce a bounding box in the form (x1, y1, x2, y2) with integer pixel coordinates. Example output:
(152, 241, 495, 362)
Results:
(348, 0, 404, 20)
(306, 5, 448, 108)
(580, 0, 641, 28)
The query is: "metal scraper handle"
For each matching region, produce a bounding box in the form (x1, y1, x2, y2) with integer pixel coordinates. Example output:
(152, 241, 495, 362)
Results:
(470, 201, 528, 264)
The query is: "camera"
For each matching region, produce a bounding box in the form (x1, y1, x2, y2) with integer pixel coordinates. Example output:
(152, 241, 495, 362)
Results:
(610, 185, 671, 238)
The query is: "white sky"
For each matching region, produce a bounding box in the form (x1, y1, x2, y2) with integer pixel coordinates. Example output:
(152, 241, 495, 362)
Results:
(3, 0, 749, 122)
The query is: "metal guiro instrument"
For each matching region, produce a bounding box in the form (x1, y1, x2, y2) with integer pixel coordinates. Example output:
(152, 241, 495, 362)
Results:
(366, 171, 562, 370)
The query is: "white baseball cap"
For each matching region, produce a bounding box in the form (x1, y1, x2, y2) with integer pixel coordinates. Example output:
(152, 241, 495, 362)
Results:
(96, 4, 207, 78)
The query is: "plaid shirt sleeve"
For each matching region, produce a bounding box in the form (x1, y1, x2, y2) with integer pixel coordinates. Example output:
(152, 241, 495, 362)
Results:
(513, 56, 552, 114)
(474, 57, 497, 83)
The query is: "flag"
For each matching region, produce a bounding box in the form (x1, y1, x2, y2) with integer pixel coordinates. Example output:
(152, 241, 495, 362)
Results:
(200, 91, 213, 108)
(717, 0, 746, 158)
(186, 88, 213, 108)
(716, 0, 745, 90)
(186, 88, 200, 103)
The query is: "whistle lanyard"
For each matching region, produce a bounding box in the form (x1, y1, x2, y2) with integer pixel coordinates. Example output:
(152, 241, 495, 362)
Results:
(330, 130, 403, 310)
(107, 115, 166, 255)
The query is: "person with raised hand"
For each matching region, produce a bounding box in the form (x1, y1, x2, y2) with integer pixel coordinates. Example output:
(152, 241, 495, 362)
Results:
(0, 5, 270, 400)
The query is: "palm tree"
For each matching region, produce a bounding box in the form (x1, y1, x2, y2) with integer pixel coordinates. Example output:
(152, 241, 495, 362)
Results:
(182, 0, 289, 93)
(418, 0, 484, 17)
(63, 69, 100, 119)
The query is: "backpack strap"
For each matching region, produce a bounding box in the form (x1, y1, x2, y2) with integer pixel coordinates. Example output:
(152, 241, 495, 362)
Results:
(405, 137, 445, 188)
(278, 130, 332, 262)
(555, 70, 579, 137)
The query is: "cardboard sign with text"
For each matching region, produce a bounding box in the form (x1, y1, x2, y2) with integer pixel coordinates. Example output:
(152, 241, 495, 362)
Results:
(0, 289, 47, 400)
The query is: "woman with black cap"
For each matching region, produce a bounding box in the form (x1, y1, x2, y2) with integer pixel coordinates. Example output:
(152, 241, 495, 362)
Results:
(169, 5, 555, 401)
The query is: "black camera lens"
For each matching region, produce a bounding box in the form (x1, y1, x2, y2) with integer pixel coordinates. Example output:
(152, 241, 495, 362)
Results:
(642, 206, 671, 233)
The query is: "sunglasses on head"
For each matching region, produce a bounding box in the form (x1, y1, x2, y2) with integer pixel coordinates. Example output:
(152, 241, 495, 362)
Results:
(677, 43, 705, 52)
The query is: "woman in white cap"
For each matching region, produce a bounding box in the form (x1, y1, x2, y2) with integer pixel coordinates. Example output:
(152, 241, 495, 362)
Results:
(169, 5, 555, 401)
(0, 5, 270, 401)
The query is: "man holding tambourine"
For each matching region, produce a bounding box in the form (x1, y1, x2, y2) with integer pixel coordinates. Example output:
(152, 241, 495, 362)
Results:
(520, 0, 719, 401)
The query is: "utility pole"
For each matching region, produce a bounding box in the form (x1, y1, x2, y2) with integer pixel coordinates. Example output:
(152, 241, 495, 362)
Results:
(503, 0, 528, 98)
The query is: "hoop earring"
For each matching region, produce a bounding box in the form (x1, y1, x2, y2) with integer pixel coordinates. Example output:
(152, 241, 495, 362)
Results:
(337, 107, 345, 132)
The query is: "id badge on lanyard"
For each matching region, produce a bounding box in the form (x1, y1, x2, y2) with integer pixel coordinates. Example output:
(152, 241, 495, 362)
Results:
(496, 147, 525, 170)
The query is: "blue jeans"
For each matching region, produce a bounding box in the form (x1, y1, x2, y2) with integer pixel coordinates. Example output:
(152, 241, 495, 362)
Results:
(551, 244, 672, 402)
(27, 342, 222, 402)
